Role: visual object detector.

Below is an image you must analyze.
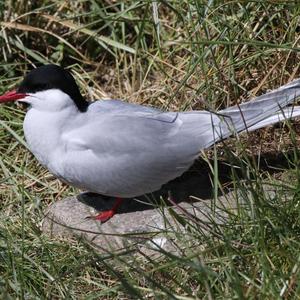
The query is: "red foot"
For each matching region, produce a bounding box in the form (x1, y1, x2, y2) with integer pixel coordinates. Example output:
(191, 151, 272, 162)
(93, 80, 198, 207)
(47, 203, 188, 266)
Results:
(86, 197, 124, 223)
(90, 210, 115, 223)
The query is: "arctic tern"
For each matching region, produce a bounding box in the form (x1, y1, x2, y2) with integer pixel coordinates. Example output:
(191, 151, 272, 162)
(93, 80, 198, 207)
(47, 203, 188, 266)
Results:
(1, 64, 300, 222)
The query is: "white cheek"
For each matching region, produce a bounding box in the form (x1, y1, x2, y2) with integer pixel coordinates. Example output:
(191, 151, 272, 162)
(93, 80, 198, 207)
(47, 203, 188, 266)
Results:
(18, 95, 34, 104)
(19, 90, 73, 112)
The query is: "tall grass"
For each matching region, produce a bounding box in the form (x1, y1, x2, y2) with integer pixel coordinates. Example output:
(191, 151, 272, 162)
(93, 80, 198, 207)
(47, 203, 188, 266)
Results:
(1, 1, 300, 298)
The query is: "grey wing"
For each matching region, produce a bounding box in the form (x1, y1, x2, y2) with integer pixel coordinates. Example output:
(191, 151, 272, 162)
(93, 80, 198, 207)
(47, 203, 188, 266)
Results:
(88, 99, 162, 114)
(60, 107, 219, 197)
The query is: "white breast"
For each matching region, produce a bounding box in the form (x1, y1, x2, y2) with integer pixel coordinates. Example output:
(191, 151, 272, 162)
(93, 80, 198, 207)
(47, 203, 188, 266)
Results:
(22, 90, 80, 174)
(24, 109, 60, 167)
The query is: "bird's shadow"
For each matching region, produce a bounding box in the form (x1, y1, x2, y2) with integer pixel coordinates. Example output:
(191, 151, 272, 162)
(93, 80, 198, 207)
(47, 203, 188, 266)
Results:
(77, 151, 292, 214)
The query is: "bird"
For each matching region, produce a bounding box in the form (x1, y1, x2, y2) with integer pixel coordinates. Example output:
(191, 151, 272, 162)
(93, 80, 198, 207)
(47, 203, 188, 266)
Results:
(1, 64, 300, 222)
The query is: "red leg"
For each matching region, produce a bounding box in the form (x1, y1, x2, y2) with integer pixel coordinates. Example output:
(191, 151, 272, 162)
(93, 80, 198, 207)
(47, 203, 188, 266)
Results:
(88, 197, 124, 223)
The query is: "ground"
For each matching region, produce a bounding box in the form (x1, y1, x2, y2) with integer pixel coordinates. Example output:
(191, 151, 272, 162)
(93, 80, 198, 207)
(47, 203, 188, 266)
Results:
(1, 2, 300, 299)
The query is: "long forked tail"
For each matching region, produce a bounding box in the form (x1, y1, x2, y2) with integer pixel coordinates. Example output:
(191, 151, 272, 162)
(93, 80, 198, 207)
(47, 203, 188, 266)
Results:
(247, 106, 300, 132)
(216, 79, 300, 138)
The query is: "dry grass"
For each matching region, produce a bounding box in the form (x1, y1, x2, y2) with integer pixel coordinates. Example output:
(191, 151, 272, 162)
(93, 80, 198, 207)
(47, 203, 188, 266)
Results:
(1, 1, 300, 299)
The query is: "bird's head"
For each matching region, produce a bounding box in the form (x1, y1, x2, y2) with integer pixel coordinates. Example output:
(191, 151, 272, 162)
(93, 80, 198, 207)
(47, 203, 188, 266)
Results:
(0, 64, 88, 112)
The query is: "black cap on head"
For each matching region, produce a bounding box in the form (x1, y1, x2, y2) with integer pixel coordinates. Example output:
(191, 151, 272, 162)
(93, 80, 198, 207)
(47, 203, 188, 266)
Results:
(17, 64, 89, 112)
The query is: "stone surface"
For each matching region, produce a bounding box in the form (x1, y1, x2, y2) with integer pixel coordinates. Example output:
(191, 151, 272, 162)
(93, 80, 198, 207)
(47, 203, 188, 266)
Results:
(42, 191, 238, 254)
(41, 159, 277, 254)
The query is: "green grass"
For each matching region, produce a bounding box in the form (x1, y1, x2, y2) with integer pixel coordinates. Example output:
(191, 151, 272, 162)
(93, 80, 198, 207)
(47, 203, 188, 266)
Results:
(1, 1, 300, 299)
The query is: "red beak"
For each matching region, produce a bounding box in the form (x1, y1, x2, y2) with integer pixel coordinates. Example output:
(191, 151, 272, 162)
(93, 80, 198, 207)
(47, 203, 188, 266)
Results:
(0, 90, 28, 103)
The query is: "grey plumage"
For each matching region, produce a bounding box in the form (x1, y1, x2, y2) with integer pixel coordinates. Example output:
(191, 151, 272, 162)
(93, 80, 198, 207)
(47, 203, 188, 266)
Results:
(41, 79, 300, 198)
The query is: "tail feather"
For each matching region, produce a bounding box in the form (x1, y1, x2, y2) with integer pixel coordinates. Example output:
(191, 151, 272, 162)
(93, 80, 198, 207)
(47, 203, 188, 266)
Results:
(217, 79, 300, 138)
(246, 106, 300, 132)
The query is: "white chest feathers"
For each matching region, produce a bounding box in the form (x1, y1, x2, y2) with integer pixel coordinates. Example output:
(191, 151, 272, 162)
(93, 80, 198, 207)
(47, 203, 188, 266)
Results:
(22, 89, 80, 169)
